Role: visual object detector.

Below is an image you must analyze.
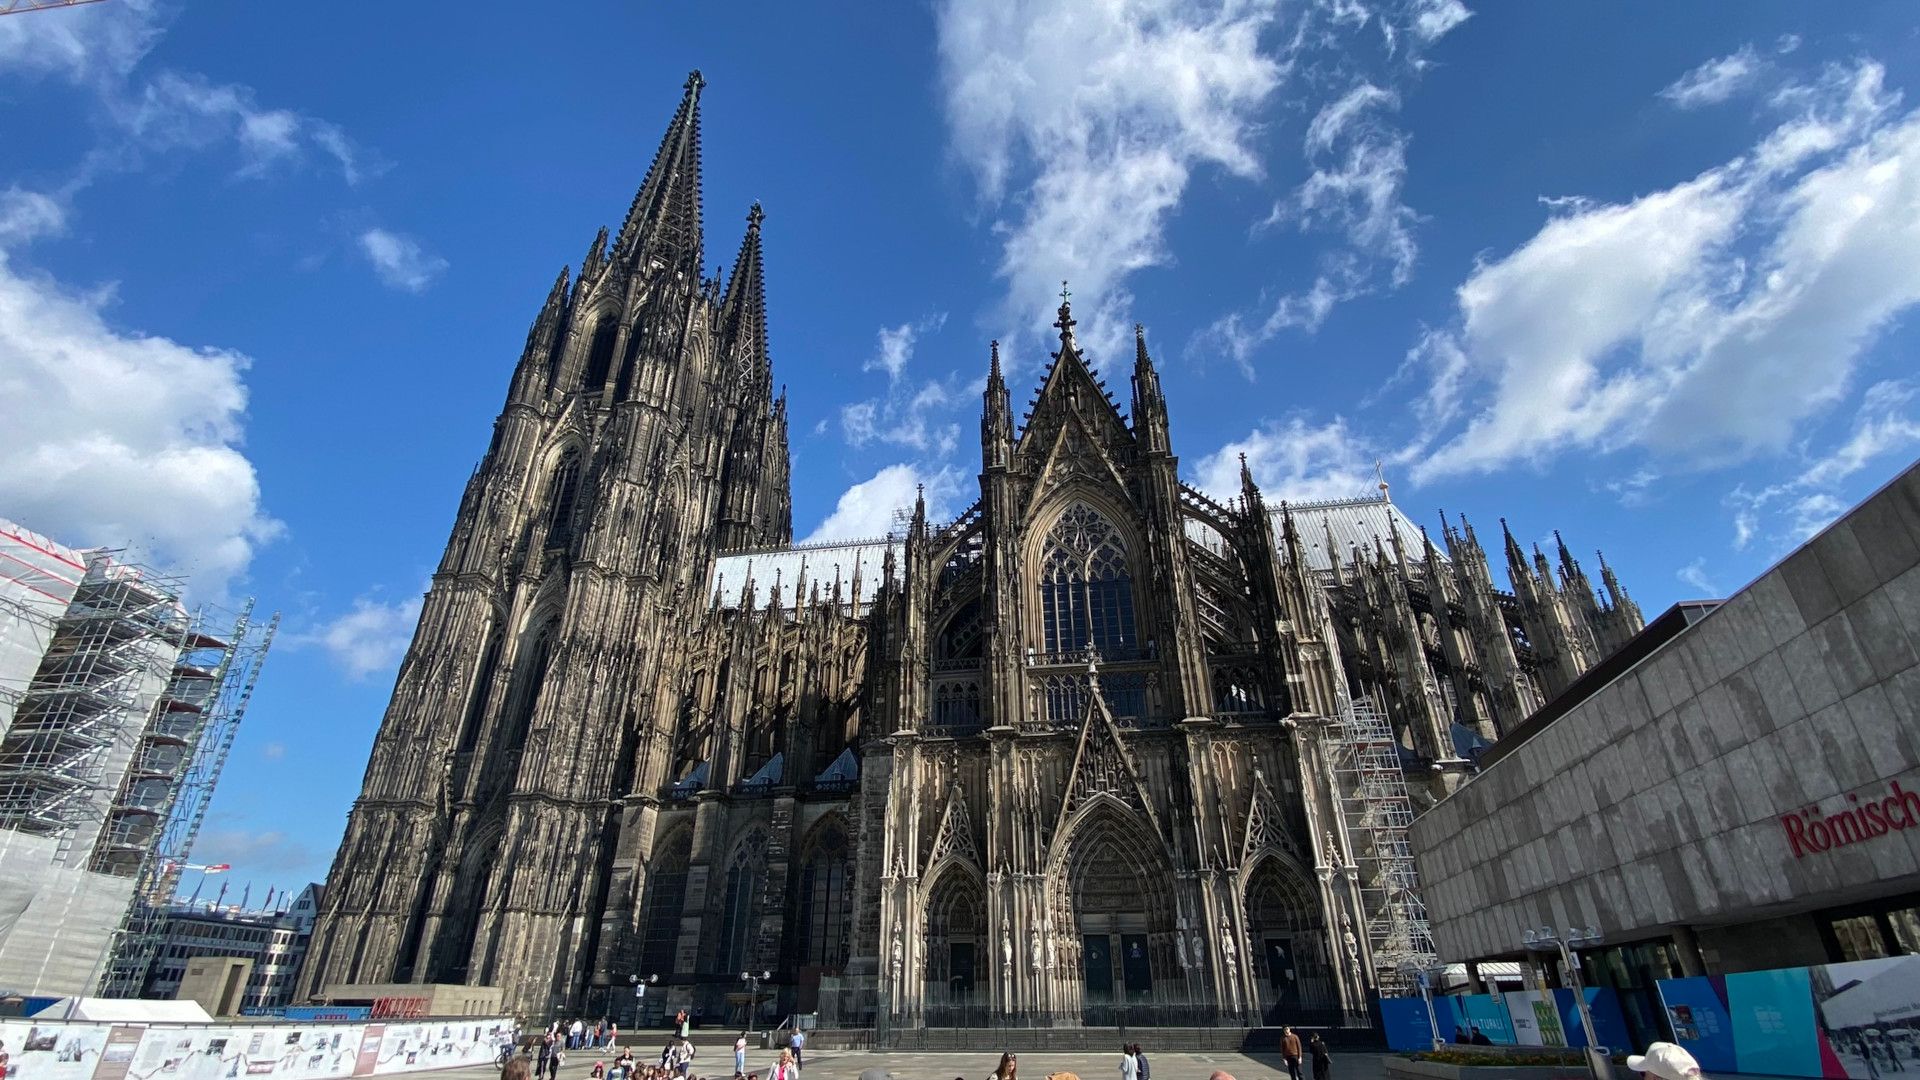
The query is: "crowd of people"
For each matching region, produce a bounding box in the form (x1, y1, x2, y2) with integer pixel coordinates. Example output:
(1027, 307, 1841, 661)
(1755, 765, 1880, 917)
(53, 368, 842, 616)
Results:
(501, 1010, 807, 1080)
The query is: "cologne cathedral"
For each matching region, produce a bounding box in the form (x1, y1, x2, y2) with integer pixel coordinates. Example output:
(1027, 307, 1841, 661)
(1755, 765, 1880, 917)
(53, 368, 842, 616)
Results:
(301, 74, 1643, 1026)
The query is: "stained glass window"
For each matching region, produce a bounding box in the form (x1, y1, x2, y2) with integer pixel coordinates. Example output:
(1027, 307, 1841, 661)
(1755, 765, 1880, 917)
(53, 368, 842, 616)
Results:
(1040, 503, 1137, 655)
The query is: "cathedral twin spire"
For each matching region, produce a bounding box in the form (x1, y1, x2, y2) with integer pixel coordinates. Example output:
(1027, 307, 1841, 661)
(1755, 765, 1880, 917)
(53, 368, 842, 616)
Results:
(614, 70, 706, 278)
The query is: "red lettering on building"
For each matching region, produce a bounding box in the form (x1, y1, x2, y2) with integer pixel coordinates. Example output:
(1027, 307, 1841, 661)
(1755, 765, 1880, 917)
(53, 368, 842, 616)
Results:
(371, 997, 429, 1019)
(1784, 781, 1920, 858)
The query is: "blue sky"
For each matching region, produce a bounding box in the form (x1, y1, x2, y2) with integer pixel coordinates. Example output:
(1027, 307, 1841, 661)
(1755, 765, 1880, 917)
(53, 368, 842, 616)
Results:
(2, 0, 1918, 898)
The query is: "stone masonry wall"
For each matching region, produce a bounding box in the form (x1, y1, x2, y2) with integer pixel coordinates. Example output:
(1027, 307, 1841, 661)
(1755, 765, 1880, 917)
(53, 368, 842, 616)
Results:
(1411, 463, 1920, 964)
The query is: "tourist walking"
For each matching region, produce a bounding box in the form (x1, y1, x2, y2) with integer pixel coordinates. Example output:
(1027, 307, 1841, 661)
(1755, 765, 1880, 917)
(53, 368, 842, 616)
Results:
(546, 1047, 564, 1080)
(771, 1050, 798, 1080)
(992, 1052, 1018, 1080)
(1132, 1043, 1151, 1080)
(735, 1033, 748, 1077)
(1119, 1045, 1139, 1080)
(787, 1027, 805, 1070)
(1281, 1027, 1303, 1080)
(1309, 1034, 1330, 1080)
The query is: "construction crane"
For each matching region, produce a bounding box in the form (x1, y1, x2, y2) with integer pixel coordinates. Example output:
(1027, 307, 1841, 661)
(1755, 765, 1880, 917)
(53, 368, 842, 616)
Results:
(0, 0, 108, 14)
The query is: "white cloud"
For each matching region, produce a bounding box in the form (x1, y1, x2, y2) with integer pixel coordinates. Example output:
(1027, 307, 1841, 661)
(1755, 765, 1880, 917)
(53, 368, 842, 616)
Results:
(1, 1, 369, 186)
(1192, 415, 1379, 503)
(359, 228, 448, 293)
(1190, 3, 1468, 370)
(0, 0, 158, 84)
(297, 592, 424, 680)
(1408, 0, 1471, 43)
(1728, 378, 1920, 550)
(842, 314, 963, 454)
(0, 188, 66, 246)
(863, 313, 948, 382)
(801, 463, 968, 544)
(261, 741, 286, 761)
(936, 0, 1287, 360)
(0, 248, 278, 596)
(1676, 557, 1719, 596)
(1408, 60, 1920, 486)
(1660, 46, 1762, 109)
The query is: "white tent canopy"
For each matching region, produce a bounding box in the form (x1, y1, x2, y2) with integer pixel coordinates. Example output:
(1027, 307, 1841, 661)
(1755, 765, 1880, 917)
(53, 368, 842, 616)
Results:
(31, 998, 213, 1022)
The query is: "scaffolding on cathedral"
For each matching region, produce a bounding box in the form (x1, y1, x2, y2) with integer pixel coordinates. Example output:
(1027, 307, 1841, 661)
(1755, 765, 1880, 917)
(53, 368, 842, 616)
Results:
(1331, 692, 1438, 996)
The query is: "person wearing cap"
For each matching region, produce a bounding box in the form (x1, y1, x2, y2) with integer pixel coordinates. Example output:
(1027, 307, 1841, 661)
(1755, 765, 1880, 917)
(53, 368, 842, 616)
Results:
(1627, 1042, 1703, 1080)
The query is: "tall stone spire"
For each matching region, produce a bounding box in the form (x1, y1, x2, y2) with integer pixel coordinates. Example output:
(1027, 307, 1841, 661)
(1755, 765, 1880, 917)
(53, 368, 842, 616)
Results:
(982, 340, 1013, 468)
(721, 203, 769, 389)
(1130, 323, 1170, 455)
(614, 70, 705, 277)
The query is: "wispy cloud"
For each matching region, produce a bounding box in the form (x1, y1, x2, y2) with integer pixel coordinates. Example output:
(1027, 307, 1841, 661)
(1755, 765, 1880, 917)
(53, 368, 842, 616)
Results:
(294, 591, 425, 680)
(1660, 45, 1762, 109)
(1728, 379, 1920, 552)
(1193, 415, 1380, 504)
(1402, 60, 1918, 488)
(1676, 557, 1719, 597)
(359, 228, 448, 293)
(863, 313, 947, 382)
(840, 314, 961, 455)
(1190, 2, 1470, 370)
(936, 0, 1288, 361)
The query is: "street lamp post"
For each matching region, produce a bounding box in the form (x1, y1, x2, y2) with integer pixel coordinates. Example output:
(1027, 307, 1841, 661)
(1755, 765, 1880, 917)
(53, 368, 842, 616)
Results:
(740, 970, 771, 1038)
(1523, 927, 1609, 1080)
(630, 974, 658, 1028)
(1399, 961, 1446, 1051)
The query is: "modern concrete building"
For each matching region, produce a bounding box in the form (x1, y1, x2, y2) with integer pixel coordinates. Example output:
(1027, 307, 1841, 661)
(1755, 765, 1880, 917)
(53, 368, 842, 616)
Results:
(137, 884, 324, 1011)
(1411, 461, 1920, 1050)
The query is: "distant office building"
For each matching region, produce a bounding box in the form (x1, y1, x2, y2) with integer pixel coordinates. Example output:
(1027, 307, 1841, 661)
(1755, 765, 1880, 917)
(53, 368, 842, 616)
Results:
(1412, 462, 1920, 1050)
(136, 884, 324, 1012)
(0, 517, 277, 998)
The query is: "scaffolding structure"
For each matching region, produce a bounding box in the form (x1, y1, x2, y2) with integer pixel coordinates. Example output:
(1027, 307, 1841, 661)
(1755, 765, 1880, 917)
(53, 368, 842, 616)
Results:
(0, 525, 277, 998)
(103, 601, 277, 998)
(1331, 692, 1437, 996)
(0, 557, 189, 857)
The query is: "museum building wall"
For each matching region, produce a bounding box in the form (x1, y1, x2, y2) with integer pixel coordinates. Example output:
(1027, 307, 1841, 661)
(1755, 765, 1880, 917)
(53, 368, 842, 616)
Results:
(1412, 461, 1920, 987)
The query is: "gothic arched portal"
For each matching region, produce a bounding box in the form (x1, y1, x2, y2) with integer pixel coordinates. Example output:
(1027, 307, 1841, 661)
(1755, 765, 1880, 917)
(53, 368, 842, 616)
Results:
(1052, 802, 1180, 1009)
(1242, 854, 1334, 1019)
(921, 865, 984, 1008)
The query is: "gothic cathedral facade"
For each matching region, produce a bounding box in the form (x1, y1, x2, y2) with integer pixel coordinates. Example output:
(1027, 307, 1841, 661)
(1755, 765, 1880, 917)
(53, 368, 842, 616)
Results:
(301, 75, 1643, 1025)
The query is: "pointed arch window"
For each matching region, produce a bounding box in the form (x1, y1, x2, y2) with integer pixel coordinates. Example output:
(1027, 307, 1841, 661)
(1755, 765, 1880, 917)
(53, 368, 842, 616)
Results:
(796, 822, 851, 969)
(638, 828, 691, 977)
(544, 451, 582, 550)
(455, 627, 504, 753)
(1039, 503, 1137, 655)
(502, 617, 558, 753)
(716, 832, 766, 974)
(582, 318, 618, 393)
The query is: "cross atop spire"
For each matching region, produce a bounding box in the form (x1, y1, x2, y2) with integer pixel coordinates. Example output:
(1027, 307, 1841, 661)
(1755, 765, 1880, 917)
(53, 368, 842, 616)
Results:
(1054, 281, 1077, 347)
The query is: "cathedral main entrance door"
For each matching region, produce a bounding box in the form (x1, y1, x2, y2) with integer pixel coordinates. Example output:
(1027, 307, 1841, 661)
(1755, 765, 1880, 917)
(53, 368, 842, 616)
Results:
(1056, 805, 1179, 1022)
(1083, 934, 1114, 1002)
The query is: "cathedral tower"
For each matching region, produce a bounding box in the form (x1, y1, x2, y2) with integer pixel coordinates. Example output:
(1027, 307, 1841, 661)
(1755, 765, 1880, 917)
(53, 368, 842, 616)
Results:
(299, 73, 791, 1013)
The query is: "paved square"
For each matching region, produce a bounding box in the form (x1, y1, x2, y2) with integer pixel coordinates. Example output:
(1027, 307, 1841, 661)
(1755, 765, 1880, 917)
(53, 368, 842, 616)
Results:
(443, 1049, 1391, 1080)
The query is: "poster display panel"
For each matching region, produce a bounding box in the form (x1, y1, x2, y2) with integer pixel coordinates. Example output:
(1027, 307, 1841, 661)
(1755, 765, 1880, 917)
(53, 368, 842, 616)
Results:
(369, 1022, 507, 1074)
(1657, 955, 1920, 1078)
(0, 1021, 113, 1080)
(1462, 994, 1518, 1045)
